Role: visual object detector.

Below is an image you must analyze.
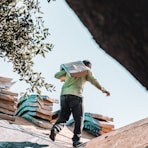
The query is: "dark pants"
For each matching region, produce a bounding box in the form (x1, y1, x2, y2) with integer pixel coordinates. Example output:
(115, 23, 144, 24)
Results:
(52, 95, 84, 142)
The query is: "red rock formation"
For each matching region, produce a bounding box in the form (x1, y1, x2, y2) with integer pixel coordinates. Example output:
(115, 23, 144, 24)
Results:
(66, 0, 148, 90)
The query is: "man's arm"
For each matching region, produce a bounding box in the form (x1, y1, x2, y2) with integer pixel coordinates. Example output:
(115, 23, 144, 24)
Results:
(54, 70, 66, 79)
(86, 71, 110, 96)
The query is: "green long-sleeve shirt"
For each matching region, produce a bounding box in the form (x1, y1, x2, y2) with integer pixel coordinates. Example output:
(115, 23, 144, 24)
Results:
(54, 69, 106, 97)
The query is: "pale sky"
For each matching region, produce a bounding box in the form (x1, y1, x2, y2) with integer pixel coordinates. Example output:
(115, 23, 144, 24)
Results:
(1, 0, 147, 129)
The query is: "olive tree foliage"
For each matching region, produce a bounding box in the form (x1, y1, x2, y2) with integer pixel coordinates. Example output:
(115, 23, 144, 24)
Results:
(0, 0, 55, 95)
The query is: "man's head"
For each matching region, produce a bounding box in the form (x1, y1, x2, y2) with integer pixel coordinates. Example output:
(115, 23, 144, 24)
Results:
(83, 60, 92, 69)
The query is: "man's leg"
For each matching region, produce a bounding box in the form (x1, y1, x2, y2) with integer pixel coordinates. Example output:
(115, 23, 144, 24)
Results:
(50, 95, 71, 141)
(71, 96, 84, 147)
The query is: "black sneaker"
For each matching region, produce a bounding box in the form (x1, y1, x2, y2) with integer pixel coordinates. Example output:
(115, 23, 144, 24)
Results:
(49, 129, 56, 141)
(73, 141, 83, 148)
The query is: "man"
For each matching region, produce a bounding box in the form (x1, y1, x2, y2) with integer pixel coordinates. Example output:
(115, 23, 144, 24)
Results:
(49, 60, 110, 147)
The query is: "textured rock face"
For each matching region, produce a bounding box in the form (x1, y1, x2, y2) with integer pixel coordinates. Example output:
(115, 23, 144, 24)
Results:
(66, 0, 148, 90)
(85, 118, 148, 148)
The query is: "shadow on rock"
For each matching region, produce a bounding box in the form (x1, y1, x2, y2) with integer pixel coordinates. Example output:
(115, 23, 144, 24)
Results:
(0, 141, 49, 148)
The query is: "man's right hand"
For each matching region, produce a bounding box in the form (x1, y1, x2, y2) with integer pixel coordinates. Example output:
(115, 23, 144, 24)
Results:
(104, 90, 110, 96)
